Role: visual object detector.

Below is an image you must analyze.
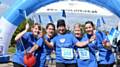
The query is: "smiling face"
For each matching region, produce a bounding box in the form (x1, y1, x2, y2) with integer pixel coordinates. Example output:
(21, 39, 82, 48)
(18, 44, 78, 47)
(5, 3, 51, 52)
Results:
(57, 19, 66, 34)
(46, 23, 55, 38)
(74, 24, 82, 38)
(85, 21, 95, 35)
(31, 24, 41, 37)
(58, 25, 66, 34)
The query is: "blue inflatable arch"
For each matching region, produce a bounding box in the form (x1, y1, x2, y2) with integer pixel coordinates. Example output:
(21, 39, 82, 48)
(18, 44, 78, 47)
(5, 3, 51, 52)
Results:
(0, 0, 120, 59)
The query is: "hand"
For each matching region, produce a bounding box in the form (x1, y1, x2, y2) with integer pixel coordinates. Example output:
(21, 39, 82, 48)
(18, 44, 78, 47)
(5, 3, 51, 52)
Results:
(89, 35, 96, 42)
(102, 39, 107, 46)
(38, 31, 44, 38)
(24, 50, 32, 55)
(25, 52, 32, 58)
(25, 23, 29, 31)
(24, 50, 27, 55)
(102, 39, 111, 50)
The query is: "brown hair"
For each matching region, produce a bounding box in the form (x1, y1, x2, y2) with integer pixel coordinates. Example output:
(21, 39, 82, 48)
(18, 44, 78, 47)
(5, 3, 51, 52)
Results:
(85, 21, 95, 30)
(46, 23, 55, 30)
(31, 23, 41, 30)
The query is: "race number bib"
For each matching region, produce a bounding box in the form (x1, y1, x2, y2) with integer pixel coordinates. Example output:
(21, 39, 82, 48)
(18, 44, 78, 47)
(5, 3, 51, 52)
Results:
(78, 47, 90, 60)
(61, 48, 74, 59)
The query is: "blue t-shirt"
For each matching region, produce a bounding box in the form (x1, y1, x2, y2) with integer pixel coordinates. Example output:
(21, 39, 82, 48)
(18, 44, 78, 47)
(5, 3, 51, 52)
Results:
(35, 37, 44, 54)
(12, 32, 39, 65)
(43, 35, 54, 54)
(34, 35, 54, 67)
(51, 33, 78, 64)
(34, 37, 44, 67)
(77, 34, 98, 67)
(96, 31, 115, 64)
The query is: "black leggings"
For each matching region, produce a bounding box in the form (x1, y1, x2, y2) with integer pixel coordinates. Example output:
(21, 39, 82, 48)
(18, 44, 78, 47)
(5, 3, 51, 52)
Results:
(56, 62, 77, 67)
(13, 62, 24, 67)
(98, 63, 114, 67)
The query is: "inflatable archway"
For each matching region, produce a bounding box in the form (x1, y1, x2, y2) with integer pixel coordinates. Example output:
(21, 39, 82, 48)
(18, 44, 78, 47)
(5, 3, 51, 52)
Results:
(0, 0, 120, 62)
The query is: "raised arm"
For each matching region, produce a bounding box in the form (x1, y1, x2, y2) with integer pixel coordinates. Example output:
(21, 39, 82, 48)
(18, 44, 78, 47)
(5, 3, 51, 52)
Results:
(15, 23, 29, 41)
(29, 38, 44, 53)
(29, 43, 39, 53)
(76, 40, 89, 47)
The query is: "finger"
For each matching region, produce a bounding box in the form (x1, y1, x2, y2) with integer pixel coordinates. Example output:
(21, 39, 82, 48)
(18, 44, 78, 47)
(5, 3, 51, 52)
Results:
(24, 50, 27, 55)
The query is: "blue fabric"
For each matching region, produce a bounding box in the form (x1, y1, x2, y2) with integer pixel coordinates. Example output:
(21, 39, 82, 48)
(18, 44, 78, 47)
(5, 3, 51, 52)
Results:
(43, 35, 54, 54)
(34, 37, 44, 67)
(87, 0, 120, 17)
(12, 32, 38, 66)
(36, 37, 43, 47)
(4, 0, 58, 26)
(34, 52, 46, 67)
(77, 34, 97, 67)
(95, 31, 115, 64)
(3, 0, 120, 26)
(35, 35, 54, 67)
(51, 33, 78, 64)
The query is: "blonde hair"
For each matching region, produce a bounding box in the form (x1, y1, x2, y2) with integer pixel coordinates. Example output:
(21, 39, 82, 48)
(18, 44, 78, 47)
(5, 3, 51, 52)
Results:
(74, 23, 84, 34)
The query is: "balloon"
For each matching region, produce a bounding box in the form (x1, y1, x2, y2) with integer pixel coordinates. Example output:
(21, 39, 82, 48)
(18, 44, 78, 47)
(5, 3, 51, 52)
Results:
(24, 53, 36, 67)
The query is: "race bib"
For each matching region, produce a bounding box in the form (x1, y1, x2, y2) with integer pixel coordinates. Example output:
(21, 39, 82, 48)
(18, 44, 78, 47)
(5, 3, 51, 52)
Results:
(61, 48, 74, 59)
(78, 47, 90, 60)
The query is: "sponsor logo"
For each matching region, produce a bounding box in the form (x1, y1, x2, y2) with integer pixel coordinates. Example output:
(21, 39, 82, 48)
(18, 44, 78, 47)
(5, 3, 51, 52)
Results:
(60, 38, 65, 43)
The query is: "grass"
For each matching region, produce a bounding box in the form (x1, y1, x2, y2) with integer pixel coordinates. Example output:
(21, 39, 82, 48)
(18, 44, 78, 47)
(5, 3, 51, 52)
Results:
(8, 47, 15, 54)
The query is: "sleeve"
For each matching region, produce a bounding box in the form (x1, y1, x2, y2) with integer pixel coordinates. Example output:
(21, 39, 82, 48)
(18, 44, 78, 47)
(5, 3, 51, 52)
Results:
(101, 32, 110, 42)
(81, 34, 88, 41)
(51, 36, 57, 47)
(71, 34, 79, 45)
(36, 38, 43, 47)
(104, 33, 110, 42)
(21, 32, 30, 40)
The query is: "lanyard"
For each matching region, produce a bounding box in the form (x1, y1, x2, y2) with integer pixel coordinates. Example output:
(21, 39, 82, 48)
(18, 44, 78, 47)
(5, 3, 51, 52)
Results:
(20, 38, 27, 53)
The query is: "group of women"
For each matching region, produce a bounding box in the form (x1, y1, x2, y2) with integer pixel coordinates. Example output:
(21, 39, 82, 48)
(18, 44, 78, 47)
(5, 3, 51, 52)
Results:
(12, 19, 115, 67)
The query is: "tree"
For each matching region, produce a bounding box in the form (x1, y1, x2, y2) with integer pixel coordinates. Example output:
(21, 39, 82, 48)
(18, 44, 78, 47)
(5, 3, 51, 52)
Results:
(10, 19, 34, 47)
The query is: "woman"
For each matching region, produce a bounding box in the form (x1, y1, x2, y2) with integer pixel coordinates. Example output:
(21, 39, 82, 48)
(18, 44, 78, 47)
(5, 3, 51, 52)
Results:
(84, 21, 115, 67)
(74, 21, 98, 67)
(45, 19, 95, 67)
(74, 23, 83, 42)
(34, 23, 56, 67)
(12, 23, 41, 67)
(96, 29, 115, 66)
(73, 23, 86, 67)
